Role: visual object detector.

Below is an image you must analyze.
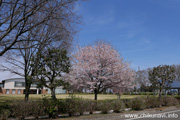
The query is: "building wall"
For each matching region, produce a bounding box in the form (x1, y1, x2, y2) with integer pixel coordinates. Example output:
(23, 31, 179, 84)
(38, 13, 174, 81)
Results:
(1, 78, 69, 95)
(4, 78, 25, 89)
(42, 89, 48, 94)
(0, 88, 6, 94)
(3, 78, 40, 90)
(0, 88, 24, 94)
(47, 87, 67, 94)
(4, 80, 15, 89)
(1, 78, 40, 94)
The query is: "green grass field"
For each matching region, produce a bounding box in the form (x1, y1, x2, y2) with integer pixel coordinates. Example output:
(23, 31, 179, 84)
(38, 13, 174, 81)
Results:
(0, 94, 139, 101)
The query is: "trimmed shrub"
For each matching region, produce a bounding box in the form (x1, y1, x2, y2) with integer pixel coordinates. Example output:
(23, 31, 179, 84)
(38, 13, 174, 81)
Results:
(123, 99, 131, 108)
(123, 92, 130, 95)
(161, 96, 179, 107)
(57, 99, 67, 114)
(99, 100, 112, 114)
(86, 100, 97, 114)
(175, 97, 180, 104)
(10, 100, 46, 120)
(130, 97, 146, 110)
(77, 99, 89, 115)
(111, 100, 124, 113)
(65, 99, 78, 116)
(62, 97, 89, 115)
(31, 100, 45, 119)
(58, 97, 97, 116)
(10, 100, 33, 120)
(0, 109, 10, 120)
(145, 96, 160, 108)
(42, 97, 58, 118)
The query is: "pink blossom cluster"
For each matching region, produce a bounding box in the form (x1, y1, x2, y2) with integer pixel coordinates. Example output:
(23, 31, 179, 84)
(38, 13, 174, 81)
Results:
(67, 41, 135, 93)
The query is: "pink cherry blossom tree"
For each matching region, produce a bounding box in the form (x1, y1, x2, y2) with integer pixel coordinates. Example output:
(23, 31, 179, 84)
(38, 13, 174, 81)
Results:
(112, 67, 136, 99)
(68, 41, 135, 100)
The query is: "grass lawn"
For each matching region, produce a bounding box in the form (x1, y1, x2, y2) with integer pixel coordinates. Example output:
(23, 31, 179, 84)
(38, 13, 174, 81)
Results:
(0, 94, 140, 101)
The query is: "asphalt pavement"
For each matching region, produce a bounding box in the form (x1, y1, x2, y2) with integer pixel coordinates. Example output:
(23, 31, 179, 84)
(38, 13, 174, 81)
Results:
(124, 107, 180, 120)
(55, 106, 180, 120)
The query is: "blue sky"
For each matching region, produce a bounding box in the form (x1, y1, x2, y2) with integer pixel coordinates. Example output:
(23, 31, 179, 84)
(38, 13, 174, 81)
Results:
(76, 0, 180, 70)
(1, 0, 180, 81)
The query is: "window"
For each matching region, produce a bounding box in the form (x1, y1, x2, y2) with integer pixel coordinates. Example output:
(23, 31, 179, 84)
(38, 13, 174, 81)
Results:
(31, 84, 37, 87)
(15, 82, 25, 87)
(12, 89, 15, 94)
(0, 83, 3, 88)
(6, 89, 9, 94)
(18, 89, 21, 94)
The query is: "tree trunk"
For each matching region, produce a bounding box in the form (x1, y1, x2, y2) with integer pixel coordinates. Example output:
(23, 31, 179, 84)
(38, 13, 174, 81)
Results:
(153, 89, 155, 95)
(159, 85, 162, 98)
(94, 89, 98, 100)
(51, 88, 56, 100)
(159, 85, 162, 107)
(165, 89, 167, 96)
(25, 82, 31, 101)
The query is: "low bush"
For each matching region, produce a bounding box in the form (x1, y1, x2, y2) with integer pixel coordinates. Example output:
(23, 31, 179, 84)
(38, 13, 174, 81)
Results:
(99, 100, 112, 114)
(31, 100, 45, 119)
(64, 98, 79, 116)
(4, 95, 180, 120)
(10, 100, 32, 120)
(175, 97, 180, 104)
(148, 92, 154, 95)
(0, 109, 10, 120)
(58, 96, 99, 115)
(86, 100, 97, 114)
(123, 92, 130, 95)
(145, 96, 160, 108)
(57, 99, 66, 114)
(130, 97, 146, 110)
(123, 99, 131, 108)
(77, 99, 89, 115)
(42, 97, 58, 118)
(60, 95, 86, 116)
(161, 96, 179, 107)
(111, 100, 124, 113)
(10, 100, 45, 120)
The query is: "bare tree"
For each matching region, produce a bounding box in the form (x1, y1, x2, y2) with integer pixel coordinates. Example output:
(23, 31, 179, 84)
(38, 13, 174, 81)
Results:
(0, 0, 81, 100)
(0, 0, 79, 56)
(135, 68, 151, 92)
(172, 64, 180, 81)
(1, 22, 74, 100)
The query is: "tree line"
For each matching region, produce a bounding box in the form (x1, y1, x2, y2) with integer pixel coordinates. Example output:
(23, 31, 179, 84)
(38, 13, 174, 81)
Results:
(135, 64, 180, 98)
(0, 0, 135, 101)
(2, 0, 177, 101)
(0, 0, 80, 100)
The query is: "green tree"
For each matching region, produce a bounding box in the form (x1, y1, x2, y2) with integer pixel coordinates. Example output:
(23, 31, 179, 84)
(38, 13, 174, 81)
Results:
(149, 65, 175, 98)
(36, 48, 70, 100)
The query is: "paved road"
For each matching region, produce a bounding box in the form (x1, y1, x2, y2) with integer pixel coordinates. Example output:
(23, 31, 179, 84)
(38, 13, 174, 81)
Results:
(62, 106, 180, 120)
(124, 109, 180, 120)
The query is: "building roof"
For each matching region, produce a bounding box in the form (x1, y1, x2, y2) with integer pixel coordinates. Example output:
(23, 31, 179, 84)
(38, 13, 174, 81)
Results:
(1, 78, 24, 82)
